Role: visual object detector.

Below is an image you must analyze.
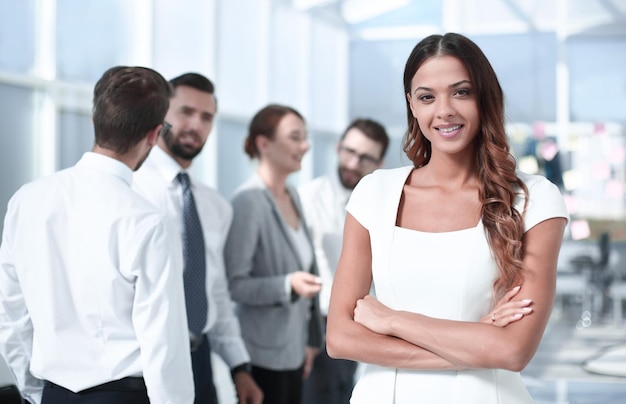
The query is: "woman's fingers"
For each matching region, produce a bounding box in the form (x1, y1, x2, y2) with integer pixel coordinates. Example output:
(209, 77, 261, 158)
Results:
(495, 285, 521, 307)
(491, 299, 533, 326)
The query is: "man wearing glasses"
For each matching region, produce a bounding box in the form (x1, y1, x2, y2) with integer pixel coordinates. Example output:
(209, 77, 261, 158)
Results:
(133, 73, 262, 404)
(298, 118, 389, 404)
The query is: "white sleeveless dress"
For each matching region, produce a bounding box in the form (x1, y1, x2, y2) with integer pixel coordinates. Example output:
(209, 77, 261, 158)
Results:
(346, 166, 569, 404)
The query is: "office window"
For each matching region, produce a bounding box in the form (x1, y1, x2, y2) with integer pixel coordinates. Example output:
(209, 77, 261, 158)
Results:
(309, 131, 338, 178)
(56, 0, 129, 81)
(0, 84, 36, 234)
(309, 22, 348, 131)
(216, 119, 255, 199)
(58, 110, 93, 170)
(569, 37, 626, 122)
(218, 0, 269, 117)
(0, 0, 36, 73)
(476, 33, 557, 123)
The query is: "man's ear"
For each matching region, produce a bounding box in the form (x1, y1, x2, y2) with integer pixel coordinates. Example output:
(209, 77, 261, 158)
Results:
(146, 124, 161, 147)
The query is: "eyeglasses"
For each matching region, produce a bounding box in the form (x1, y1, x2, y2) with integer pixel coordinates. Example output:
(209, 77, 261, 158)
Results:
(338, 145, 381, 167)
(159, 121, 172, 137)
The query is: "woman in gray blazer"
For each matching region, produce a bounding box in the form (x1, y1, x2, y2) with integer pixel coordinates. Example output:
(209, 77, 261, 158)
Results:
(224, 104, 324, 404)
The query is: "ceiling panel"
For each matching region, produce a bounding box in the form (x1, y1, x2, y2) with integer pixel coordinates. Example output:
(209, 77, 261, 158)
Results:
(294, 0, 626, 39)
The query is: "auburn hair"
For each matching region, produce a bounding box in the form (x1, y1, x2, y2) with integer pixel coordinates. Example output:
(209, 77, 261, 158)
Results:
(402, 33, 529, 297)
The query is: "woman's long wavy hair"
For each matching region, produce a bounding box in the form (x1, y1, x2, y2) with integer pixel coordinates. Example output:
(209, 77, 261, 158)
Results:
(402, 33, 528, 297)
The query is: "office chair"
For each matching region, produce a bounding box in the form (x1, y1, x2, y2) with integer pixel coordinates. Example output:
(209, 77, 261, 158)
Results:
(569, 232, 612, 322)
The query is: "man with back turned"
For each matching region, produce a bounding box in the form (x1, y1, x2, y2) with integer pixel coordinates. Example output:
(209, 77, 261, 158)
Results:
(0, 66, 194, 404)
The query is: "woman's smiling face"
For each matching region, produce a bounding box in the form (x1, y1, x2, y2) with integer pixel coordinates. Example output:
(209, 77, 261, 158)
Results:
(407, 55, 480, 157)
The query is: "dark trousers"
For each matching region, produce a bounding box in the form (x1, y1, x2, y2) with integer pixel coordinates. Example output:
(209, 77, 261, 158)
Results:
(191, 334, 218, 404)
(302, 347, 357, 404)
(41, 377, 148, 404)
(0, 384, 22, 404)
(252, 364, 303, 404)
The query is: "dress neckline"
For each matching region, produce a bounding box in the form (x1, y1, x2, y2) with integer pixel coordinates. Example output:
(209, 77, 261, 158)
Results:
(394, 220, 483, 235)
(392, 166, 482, 234)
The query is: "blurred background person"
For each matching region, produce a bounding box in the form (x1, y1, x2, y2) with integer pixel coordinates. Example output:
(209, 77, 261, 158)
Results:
(224, 104, 324, 404)
(298, 118, 389, 404)
(133, 73, 262, 404)
(0, 66, 194, 404)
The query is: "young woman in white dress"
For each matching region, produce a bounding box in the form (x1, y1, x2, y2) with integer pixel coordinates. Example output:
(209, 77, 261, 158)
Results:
(326, 33, 569, 403)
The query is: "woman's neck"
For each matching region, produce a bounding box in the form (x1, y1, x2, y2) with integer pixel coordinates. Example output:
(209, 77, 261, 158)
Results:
(420, 152, 478, 189)
(257, 163, 289, 197)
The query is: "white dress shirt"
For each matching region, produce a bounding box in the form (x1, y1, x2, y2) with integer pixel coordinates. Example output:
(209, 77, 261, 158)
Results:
(298, 172, 351, 316)
(133, 145, 250, 368)
(0, 152, 194, 404)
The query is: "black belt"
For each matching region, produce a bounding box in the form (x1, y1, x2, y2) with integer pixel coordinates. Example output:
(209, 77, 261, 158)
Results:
(190, 334, 205, 352)
(45, 377, 146, 393)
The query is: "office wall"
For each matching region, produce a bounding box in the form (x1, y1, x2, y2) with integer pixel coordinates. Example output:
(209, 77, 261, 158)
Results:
(1, 1, 625, 229)
(0, 0, 349, 232)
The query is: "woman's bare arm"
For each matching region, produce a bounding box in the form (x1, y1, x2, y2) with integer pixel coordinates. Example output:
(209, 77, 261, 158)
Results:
(352, 217, 567, 372)
(327, 214, 539, 370)
(326, 213, 461, 369)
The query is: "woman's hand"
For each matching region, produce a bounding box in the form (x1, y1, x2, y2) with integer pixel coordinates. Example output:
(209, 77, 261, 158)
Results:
(481, 285, 533, 327)
(303, 346, 320, 379)
(354, 286, 533, 336)
(353, 295, 395, 335)
(291, 271, 322, 298)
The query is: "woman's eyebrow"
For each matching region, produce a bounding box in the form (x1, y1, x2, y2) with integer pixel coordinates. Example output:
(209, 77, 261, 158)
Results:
(413, 79, 471, 95)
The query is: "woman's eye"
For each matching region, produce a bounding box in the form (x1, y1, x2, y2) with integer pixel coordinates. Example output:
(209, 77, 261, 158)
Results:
(418, 94, 434, 102)
(455, 88, 470, 96)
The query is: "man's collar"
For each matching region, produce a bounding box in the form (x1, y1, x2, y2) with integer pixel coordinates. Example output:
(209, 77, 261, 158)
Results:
(148, 145, 188, 184)
(331, 169, 352, 205)
(78, 152, 133, 186)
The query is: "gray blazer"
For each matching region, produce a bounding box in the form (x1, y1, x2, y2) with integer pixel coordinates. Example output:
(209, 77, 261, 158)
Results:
(224, 175, 324, 370)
